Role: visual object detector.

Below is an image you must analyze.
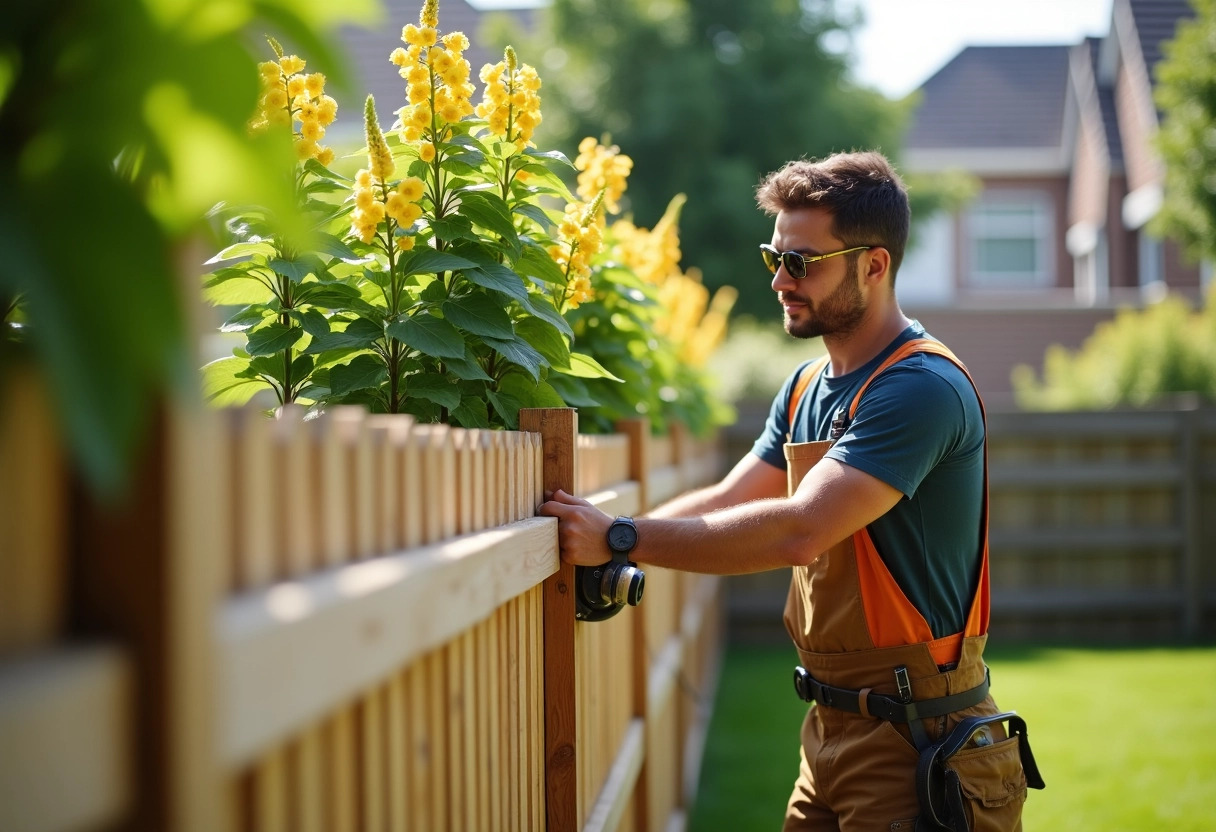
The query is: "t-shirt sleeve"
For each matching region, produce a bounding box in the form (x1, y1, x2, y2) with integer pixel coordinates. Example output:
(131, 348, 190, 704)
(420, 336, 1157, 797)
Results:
(824, 357, 971, 499)
(750, 361, 814, 470)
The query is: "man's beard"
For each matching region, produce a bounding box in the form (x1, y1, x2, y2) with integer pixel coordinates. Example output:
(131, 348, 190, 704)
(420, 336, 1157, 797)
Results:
(783, 267, 866, 340)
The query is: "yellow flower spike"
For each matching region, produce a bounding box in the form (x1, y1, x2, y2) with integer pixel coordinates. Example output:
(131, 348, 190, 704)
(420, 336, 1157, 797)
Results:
(505, 45, 518, 74)
(298, 100, 319, 122)
(363, 95, 395, 181)
(287, 75, 306, 98)
(304, 73, 325, 98)
(443, 32, 469, 52)
(402, 24, 424, 45)
(355, 169, 373, 188)
(280, 55, 305, 74)
(258, 61, 280, 79)
(420, 0, 439, 28)
(390, 47, 409, 66)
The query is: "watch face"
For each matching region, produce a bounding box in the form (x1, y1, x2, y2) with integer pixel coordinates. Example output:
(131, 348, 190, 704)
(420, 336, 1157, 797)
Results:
(607, 520, 638, 553)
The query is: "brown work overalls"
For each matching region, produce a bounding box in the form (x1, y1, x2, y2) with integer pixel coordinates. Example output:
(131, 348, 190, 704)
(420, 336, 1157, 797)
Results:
(781, 340, 1028, 831)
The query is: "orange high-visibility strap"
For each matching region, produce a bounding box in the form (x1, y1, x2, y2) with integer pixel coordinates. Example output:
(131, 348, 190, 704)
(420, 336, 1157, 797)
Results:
(845, 339, 991, 662)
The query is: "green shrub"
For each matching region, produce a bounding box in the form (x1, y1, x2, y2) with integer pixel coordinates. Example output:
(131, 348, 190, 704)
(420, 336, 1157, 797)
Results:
(1012, 290, 1216, 409)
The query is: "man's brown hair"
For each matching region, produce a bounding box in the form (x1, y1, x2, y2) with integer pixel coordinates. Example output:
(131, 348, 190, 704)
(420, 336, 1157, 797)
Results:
(756, 151, 910, 281)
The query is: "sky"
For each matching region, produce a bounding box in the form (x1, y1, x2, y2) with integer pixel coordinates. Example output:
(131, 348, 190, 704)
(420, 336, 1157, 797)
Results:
(843, 0, 1115, 97)
(469, 0, 1116, 99)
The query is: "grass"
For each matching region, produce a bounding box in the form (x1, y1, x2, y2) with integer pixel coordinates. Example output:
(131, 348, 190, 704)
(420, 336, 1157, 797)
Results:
(687, 642, 1216, 832)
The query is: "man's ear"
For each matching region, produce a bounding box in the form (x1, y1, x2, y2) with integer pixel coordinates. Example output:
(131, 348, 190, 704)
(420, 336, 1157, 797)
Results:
(862, 246, 890, 287)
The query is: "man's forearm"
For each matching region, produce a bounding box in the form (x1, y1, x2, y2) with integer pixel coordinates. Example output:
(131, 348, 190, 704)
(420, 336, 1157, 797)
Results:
(632, 497, 809, 575)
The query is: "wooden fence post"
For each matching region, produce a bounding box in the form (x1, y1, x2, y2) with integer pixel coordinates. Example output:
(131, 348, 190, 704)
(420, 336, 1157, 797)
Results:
(616, 419, 652, 832)
(519, 408, 579, 832)
(1179, 405, 1202, 639)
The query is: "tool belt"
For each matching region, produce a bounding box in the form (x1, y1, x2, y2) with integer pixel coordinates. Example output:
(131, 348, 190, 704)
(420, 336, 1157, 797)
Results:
(793, 664, 990, 728)
(914, 711, 1046, 832)
(792, 664, 1045, 831)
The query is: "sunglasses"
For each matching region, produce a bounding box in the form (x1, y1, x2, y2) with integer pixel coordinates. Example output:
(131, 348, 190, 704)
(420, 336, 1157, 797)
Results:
(759, 243, 873, 279)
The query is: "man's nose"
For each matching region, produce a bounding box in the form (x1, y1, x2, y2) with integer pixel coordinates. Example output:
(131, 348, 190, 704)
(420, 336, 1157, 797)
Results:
(771, 265, 797, 293)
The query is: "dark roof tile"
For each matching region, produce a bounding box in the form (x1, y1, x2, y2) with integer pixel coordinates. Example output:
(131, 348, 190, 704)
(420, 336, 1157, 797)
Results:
(906, 45, 1072, 150)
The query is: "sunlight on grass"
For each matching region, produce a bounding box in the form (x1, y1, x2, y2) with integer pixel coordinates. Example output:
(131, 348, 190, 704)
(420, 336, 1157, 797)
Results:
(689, 643, 1216, 832)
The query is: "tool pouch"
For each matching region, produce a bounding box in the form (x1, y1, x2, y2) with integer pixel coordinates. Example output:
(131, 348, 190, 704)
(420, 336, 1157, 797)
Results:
(914, 711, 1045, 832)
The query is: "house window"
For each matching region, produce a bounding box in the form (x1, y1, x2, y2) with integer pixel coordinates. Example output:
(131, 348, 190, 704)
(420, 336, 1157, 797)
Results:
(965, 195, 1053, 288)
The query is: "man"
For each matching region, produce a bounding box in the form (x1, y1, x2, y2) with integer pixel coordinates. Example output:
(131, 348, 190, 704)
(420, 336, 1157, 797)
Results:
(540, 151, 1036, 830)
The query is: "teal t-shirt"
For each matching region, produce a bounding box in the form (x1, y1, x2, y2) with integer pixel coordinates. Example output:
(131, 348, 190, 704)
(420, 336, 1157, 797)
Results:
(750, 323, 985, 638)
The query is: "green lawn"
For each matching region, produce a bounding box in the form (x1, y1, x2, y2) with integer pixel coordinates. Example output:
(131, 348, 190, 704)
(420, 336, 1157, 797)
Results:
(688, 643, 1216, 831)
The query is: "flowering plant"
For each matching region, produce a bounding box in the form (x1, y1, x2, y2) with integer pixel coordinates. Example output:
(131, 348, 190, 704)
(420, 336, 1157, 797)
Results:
(202, 0, 732, 435)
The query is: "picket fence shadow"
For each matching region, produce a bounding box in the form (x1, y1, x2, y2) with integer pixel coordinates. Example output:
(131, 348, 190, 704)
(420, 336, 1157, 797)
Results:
(0, 371, 726, 832)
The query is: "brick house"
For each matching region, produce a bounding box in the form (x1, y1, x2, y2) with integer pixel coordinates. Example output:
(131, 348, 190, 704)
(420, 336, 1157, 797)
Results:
(897, 0, 1208, 404)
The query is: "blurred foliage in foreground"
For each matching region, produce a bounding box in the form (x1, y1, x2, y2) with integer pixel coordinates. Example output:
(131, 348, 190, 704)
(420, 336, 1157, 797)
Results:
(0, 0, 378, 494)
(1013, 289, 1216, 410)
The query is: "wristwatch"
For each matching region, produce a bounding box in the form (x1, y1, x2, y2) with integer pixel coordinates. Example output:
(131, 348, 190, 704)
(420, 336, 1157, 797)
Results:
(606, 516, 638, 559)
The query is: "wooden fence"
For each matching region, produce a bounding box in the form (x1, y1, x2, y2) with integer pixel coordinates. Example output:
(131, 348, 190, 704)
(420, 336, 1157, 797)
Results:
(0, 370, 726, 832)
(723, 402, 1216, 644)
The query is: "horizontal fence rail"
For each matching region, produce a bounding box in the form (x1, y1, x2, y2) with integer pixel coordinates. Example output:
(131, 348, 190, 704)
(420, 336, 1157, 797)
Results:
(1, 370, 727, 832)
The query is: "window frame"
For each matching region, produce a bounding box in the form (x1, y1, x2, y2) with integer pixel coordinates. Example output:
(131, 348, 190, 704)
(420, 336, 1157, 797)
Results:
(963, 191, 1055, 289)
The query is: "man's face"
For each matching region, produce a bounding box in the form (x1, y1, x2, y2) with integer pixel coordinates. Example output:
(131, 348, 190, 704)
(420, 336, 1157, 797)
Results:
(770, 208, 867, 340)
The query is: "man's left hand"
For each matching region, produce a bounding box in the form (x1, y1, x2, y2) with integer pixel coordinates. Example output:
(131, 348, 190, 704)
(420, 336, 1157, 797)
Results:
(537, 489, 614, 566)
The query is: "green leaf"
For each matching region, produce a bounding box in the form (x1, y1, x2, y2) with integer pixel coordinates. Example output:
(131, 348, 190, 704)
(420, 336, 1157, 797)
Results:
(295, 308, 331, 338)
(206, 240, 275, 264)
(267, 257, 315, 282)
(246, 322, 304, 356)
(297, 282, 363, 308)
(457, 190, 520, 248)
(387, 312, 466, 359)
(517, 243, 567, 285)
(397, 248, 478, 278)
(405, 373, 462, 409)
(443, 348, 493, 381)
(485, 387, 521, 428)
(451, 395, 491, 428)
(202, 357, 268, 406)
(547, 373, 600, 407)
(442, 295, 515, 339)
(203, 273, 275, 306)
(518, 292, 573, 338)
(221, 305, 270, 333)
(566, 352, 625, 382)
(430, 214, 480, 243)
(499, 374, 567, 409)
(312, 232, 359, 261)
(303, 157, 350, 183)
(482, 335, 546, 381)
(329, 353, 388, 397)
(302, 317, 382, 354)
(524, 148, 575, 169)
(515, 316, 570, 367)
(513, 203, 556, 231)
(459, 260, 530, 304)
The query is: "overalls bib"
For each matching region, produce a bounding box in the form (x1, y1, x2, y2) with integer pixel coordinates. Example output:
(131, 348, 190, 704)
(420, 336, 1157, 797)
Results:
(780, 341, 1028, 832)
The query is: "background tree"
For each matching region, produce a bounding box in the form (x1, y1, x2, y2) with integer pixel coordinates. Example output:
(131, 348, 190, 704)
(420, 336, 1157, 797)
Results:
(1151, 0, 1216, 263)
(486, 0, 912, 319)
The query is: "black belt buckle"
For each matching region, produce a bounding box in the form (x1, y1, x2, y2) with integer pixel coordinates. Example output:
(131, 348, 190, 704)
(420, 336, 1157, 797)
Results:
(793, 666, 814, 702)
(894, 665, 913, 704)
